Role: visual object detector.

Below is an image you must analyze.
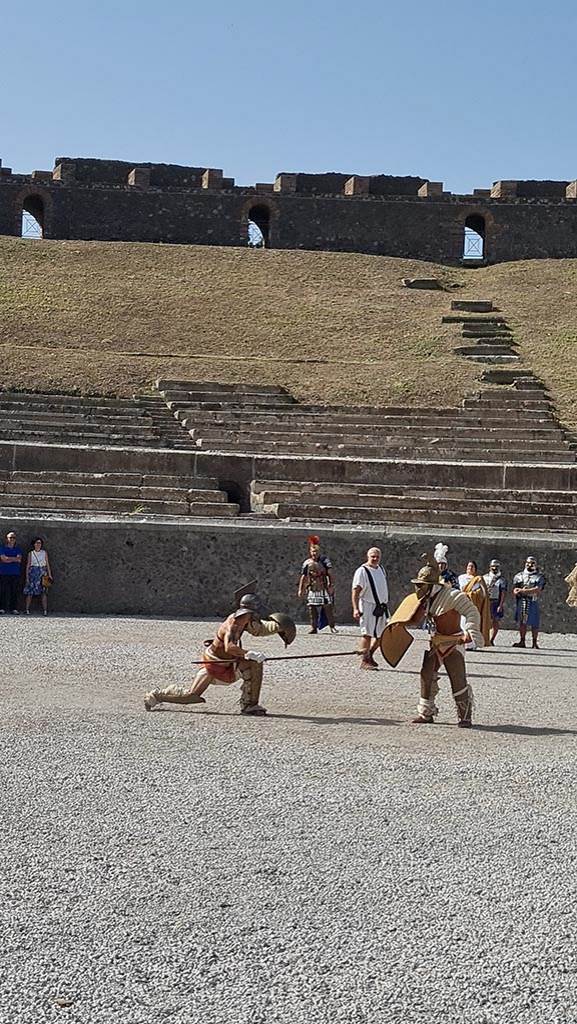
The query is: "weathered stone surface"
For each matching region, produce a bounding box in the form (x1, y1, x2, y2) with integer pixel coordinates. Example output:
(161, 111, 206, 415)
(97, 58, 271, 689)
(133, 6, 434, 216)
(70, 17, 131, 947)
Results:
(451, 299, 493, 312)
(0, 513, 576, 630)
(402, 278, 442, 289)
(4, 155, 577, 262)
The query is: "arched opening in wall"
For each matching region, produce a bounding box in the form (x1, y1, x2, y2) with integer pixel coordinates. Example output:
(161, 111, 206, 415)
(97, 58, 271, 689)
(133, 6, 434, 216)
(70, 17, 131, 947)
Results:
(21, 195, 45, 239)
(247, 205, 270, 248)
(463, 214, 485, 260)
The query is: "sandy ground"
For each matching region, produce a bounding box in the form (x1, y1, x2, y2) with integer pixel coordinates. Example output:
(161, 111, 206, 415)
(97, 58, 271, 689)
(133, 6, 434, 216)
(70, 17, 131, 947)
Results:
(1, 616, 577, 1023)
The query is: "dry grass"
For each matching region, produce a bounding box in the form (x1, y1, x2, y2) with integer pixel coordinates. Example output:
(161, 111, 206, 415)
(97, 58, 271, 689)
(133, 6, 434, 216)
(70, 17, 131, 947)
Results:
(1, 237, 576, 424)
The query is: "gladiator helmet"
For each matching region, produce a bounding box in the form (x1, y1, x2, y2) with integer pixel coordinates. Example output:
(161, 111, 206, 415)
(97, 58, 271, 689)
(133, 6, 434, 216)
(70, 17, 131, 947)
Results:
(411, 552, 441, 587)
(233, 580, 268, 619)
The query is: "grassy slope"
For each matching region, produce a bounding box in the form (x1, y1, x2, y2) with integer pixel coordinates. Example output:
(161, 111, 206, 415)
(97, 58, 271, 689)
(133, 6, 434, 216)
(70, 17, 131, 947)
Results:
(0, 237, 576, 424)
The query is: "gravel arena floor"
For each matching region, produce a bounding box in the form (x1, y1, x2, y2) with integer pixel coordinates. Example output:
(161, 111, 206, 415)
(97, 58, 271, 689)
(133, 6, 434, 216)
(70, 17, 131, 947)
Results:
(1, 616, 577, 1024)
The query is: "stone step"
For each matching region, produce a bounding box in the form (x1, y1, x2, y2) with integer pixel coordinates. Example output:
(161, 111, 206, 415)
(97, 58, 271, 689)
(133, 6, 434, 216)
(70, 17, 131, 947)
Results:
(251, 480, 577, 504)
(442, 315, 507, 324)
(11, 470, 219, 489)
(161, 390, 295, 407)
(253, 487, 577, 517)
(268, 502, 577, 532)
(179, 410, 559, 432)
(177, 402, 557, 425)
(0, 480, 227, 502)
(189, 420, 565, 441)
(455, 345, 518, 357)
(0, 493, 239, 517)
(196, 438, 575, 462)
(451, 299, 494, 312)
(0, 415, 155, 434)
(0, 392, 138, 409)
(0, 425, 160, 442)
(461, 327, 511, 338)
(155, 379, 288, 395)
(465, 355, 521, 364)
(0, 402, 151, 421)
(190, 426, 567, 448)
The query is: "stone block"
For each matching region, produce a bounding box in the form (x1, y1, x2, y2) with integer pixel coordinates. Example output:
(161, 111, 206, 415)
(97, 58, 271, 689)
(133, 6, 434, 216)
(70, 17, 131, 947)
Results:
(201, 168, 223, 190)
(52, 160, 76, 182)
(127, 166, 151, 188)
(273, 174, 297, 193)
(451, 299, 493, 312)
(566, 181, 577, 199)
(344, 176, 370, 196)
(472, 189, 491, 197)
(31, 170, 52, 182)
(490, 180, 518, 199)
(418, 181, 443, 197)
(255, 183, 275, 194)
(402, 278, 442, 289)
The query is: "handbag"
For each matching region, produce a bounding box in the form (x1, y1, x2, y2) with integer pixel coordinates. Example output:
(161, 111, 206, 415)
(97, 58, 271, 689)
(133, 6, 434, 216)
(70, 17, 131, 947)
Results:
(365, 566, 388, 619)
(42, 573, 52, 589)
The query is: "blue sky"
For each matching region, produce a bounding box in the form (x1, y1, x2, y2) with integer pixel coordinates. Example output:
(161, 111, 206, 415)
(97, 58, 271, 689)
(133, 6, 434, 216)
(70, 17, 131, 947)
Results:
(2, 0, 575, 194)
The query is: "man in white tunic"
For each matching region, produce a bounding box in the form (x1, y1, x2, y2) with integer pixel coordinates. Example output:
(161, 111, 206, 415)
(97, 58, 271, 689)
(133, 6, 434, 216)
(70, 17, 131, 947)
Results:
(352, 547, 389, 670)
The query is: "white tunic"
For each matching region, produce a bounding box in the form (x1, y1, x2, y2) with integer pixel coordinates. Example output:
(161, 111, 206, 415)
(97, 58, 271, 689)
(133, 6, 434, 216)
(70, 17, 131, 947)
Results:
(352, 564, 389, 638)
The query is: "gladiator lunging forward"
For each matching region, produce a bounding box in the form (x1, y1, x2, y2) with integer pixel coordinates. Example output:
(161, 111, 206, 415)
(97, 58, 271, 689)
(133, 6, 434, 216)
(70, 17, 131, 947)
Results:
(144, 589, 295, 717)
(380, 553, 483, 728)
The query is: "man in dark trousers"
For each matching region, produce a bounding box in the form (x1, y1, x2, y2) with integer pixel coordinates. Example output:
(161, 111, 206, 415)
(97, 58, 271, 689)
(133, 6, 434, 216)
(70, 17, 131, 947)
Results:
(0, 530, 23, 614)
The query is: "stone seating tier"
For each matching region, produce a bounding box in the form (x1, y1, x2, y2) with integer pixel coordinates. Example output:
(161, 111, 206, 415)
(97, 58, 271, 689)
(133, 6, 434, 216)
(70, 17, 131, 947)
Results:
(0, 470, 238, 519)
(0, 392, 198, 450)
(155, 379, 575, 465)
(250, 480, 577, 532)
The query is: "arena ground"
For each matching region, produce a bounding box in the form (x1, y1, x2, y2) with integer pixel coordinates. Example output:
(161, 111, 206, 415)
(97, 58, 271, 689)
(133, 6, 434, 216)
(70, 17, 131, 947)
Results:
(1, 616, 576, 1023)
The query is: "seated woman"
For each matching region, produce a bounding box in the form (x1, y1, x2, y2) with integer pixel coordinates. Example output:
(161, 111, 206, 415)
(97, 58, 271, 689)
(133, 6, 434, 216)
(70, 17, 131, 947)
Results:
(458, 560, 490, 648)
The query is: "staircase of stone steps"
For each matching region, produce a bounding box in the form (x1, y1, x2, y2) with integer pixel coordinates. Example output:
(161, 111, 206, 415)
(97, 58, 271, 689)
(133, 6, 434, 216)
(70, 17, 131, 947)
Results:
(154, 377, 576, 464)
(250, 479, 577, 533)
(445, 299, 520, 364)
(0, 391, 199, 450)
(0, 470, 239, 520)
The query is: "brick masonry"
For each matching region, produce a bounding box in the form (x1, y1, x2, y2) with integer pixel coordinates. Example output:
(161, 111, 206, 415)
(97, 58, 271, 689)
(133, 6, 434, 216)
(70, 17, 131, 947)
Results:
(4, 155, 577, 263)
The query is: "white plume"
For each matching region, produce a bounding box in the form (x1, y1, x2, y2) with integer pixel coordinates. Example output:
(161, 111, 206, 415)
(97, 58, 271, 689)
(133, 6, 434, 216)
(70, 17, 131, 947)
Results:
(434, 542, 449, 564)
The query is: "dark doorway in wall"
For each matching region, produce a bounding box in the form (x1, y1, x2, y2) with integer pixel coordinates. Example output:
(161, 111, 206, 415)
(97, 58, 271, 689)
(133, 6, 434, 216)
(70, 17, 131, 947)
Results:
(21, 195, 45, 238)
(463, 214, 485, 260)
(247, 205, 270, 247)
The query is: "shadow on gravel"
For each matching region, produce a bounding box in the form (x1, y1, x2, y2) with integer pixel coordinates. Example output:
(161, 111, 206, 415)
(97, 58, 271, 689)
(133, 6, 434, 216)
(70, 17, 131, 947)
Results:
(267, 713, 402, 727)
(483, 661, 577, 671)
(476, 723, 577, 737)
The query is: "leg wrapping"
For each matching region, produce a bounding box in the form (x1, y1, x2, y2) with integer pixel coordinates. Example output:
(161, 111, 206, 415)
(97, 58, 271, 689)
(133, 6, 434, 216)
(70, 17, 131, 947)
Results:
(239, 660, 264, 710)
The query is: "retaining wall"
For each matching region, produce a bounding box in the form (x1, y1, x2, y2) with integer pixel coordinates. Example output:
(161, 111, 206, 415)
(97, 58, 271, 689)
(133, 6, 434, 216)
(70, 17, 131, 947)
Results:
(1, 514, 575, 633)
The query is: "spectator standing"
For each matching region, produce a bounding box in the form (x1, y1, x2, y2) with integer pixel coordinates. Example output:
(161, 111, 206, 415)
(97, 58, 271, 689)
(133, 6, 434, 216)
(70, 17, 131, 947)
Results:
(483, 558, 507, 646)
(352, 547, 389, 670)
(512, 555, 546, 649)
(458, 560, 490, 648)
(434, 542, 459, 589)
(0, 530, 23, 614)
(298, 535, 337, 633)
(24, 537, 52, 616)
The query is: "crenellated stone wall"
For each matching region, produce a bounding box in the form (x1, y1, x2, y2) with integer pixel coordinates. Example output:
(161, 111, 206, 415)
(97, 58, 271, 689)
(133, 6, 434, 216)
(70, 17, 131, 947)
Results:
(4, 154, 577, 263)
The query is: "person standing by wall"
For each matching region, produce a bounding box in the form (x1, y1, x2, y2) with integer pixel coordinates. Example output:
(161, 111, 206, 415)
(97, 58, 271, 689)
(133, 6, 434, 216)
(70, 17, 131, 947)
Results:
(23, 537, 52, 616)
(458, 560, 490, 648)
(298, 535, 337, 633)
(483, 558, 507, 646)
(352, 547, 389, 670)
(512, 555, 546, 649)
(0, 530, 23, 614)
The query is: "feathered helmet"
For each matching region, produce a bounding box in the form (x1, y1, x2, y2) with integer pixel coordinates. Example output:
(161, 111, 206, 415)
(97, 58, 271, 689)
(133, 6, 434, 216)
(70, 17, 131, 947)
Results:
(434, 542, 449, 567)
(411, 551, 441, 586)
